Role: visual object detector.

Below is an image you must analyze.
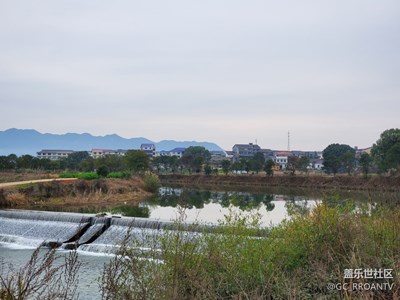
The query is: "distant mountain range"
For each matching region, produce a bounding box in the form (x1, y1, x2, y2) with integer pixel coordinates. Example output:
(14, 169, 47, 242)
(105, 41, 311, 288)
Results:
(0, 128, 224, 156)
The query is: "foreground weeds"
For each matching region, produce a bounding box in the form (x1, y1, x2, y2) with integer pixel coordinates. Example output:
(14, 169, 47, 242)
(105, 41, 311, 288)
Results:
(101, 202, 400, 299)
(0, 246, 81, 300)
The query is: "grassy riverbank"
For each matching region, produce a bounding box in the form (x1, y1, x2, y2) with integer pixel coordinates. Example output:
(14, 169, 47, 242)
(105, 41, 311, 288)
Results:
(0, 177, 152, 209)
(101, 201, 400, 299)
(159, 174, 400, 192)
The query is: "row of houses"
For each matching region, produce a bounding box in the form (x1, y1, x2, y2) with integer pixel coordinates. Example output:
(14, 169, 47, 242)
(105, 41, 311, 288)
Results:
(229, 143, 325, 170)
(36, 144, 188, 161)
(37, 143, 323, 170)
(36, 142, 372, 171)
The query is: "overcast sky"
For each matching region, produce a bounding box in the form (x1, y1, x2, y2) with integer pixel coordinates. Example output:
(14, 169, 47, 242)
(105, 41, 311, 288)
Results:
(1, 0, 399, 151)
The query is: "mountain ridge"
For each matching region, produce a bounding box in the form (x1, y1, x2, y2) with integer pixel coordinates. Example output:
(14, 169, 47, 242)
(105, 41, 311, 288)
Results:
(0, 128, 224, 156)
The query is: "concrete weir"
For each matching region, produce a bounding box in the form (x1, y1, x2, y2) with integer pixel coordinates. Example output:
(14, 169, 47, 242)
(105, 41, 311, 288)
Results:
(0, 209, 199, 253)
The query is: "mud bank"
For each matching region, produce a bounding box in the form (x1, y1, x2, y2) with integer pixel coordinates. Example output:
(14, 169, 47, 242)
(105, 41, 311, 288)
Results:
(159, 174, 400, 192)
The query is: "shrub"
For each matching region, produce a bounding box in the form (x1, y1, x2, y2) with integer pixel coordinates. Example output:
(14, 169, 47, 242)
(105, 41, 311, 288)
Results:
(96, 166, 109, 178)
(142, 174, 160, 193)
(106, 172, 131, 179)
(59, 172, 99, 180)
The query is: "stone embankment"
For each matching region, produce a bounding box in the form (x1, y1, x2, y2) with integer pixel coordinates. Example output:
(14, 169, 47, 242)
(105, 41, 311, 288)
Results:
(159, 174, 400, 192)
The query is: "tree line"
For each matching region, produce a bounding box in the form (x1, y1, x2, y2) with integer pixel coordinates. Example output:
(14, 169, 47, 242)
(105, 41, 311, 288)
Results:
(0, 129, 399, 176)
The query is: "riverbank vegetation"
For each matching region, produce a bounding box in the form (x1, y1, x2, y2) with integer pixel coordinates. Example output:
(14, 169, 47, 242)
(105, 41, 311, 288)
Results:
(0, 178, 151, 209)
(2, 198, 397, 299)
(159, 173, 400, 193)
(101, 199, 400, 299)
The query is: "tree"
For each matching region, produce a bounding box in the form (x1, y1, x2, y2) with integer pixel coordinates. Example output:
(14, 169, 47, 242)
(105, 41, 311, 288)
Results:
(371, 128, 400, 172)
(95, 155, 125, 172)
(221, 160, 231, 175)
(231, 161, 242, 174)
(322, 144, 355, 175)
(204, 164, 212, 176)
(342, 151, 355, 175)
(180, 146, 211, 173)
(297, 156, 310, 174)
(359, 153, 372, 178)
(250, 152, 265, 174)
(287, 156, 299, 175)
(125, 150, 150, 174)
(0, 154, 17, 170)
(264, 159, 275, 176)
(65, 151, 91, 170)
(16, 155, 36, 169)
(240, 158, 250, 173)
(97, 165, 109, 177)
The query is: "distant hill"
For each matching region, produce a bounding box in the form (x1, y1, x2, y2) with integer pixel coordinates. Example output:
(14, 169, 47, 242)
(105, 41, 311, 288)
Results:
(0, 128, 223, 156)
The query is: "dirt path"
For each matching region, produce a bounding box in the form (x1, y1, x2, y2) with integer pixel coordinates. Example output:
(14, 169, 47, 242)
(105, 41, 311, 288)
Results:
(0, 178, 77, 188)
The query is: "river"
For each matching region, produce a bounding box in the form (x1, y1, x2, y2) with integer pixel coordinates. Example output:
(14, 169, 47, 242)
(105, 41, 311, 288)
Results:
(1, 186, 399, 299)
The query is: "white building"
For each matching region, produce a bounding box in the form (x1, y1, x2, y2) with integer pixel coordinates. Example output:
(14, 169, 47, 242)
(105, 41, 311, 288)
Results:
(155, 147, 186, 158)
(90, 149, 127, 159)
(140, 144, 156, 156)
(273, 151, 290, 169)
(37, 150, 75, 160)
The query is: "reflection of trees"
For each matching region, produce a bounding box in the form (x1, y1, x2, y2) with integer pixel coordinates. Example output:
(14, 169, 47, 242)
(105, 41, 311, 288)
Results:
(111, 206, 150, 218)
(285, 198, 310, 216)
(228, 193, 275, 211)
(149, 188, 275, 212)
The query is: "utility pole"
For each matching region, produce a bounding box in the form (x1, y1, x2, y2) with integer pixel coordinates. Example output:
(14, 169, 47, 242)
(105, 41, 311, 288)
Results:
(287, 131, 290, 151)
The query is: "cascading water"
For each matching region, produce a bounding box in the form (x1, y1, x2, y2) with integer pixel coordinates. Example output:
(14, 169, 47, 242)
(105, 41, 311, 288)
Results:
(0, 210, 207, 254)
(0, 210, 91, 248)
(78, 218, 166, 254)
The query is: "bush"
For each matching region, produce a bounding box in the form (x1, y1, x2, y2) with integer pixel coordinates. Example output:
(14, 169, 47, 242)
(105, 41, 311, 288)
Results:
(96, 166, 109, 178)
(142, 174, 160, 193)
(59, 172, 99, 180)
(106, 172, 131, 179)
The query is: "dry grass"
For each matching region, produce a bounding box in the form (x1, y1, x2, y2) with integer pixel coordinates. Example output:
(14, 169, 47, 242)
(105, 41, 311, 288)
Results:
(0, 171, 57, 183)
(5, 191, 26, 203)
(0, 178, 151, 209)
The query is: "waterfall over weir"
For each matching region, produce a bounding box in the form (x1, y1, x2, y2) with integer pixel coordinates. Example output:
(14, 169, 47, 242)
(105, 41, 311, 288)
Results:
(0, 210, 91, 248)
(0, 210, 206, 254)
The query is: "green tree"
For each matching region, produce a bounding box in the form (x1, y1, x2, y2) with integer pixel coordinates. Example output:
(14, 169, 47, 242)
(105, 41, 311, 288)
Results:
(125, 150, 150, 174)
(359, 153, 372, 178)
(80, 158, 95, 172)
(322, 144, 355, 175)
(0, 154, 17, 170)
(264, 159, 275, 176)
(180, 146, 211, 173)
(371, 128, 400, 172)
(250, 152, 265, 174)
(16, 155, 36, 169)
(287, 156, 299, 175)
(95, 155, 125, 172)
(297, 156, 310, 174)
(288, 156, 310, 175)
(342, 151, 355, 175)
(96, 165, 109, 177)
(65, 151, 91, 170)
(221, 159, 231, 175)
(240, 158, 250, 173)
(231, 161, 242, 174)
(204, 163, 212, 176)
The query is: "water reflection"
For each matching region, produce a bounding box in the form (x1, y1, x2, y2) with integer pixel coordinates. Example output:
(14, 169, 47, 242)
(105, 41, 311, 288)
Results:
(147, 187, 276, 212)
(141, 187, 319, 226)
